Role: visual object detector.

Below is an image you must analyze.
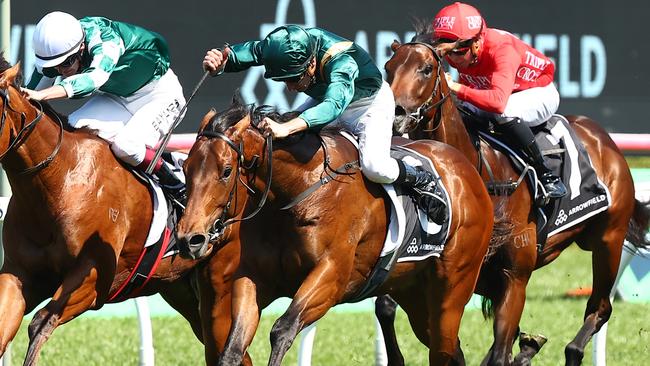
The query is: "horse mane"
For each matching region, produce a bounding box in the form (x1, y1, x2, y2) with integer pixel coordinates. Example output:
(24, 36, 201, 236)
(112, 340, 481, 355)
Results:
(410, 17, 435, 44)
(205, 92, 303, 135)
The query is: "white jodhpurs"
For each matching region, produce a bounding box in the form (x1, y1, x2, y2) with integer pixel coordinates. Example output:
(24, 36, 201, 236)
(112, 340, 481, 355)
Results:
(299, 81, 400, 184)
(460, 82, 560, 127)
(68, 69, 186, 166)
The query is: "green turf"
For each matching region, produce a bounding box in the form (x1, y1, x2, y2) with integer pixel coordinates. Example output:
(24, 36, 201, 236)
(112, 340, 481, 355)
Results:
(7, 246, 649, 365)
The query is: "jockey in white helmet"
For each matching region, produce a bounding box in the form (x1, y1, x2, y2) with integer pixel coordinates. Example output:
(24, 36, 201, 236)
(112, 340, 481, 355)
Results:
(23, 11, 186, 196)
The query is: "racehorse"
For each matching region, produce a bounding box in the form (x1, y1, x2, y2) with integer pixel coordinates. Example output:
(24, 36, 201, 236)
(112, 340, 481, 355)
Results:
(383, 25, 650, 366)
(175, 96, 503, 366)
(0, 58, 244, 365)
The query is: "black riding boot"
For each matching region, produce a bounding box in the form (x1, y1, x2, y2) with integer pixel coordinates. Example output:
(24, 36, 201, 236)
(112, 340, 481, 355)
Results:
(395, 160, 445, 222)
(156, 163, 187, 205)
(522, 141, 567, 199)
(495, 117, 567, 200)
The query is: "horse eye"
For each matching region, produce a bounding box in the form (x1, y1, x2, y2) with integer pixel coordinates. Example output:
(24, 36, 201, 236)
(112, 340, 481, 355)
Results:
(421, 64, 434, 76)
(222, 166, 233, 178)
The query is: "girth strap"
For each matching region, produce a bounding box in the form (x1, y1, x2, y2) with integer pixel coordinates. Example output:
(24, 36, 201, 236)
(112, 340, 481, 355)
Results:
(280, 159, 360, 210)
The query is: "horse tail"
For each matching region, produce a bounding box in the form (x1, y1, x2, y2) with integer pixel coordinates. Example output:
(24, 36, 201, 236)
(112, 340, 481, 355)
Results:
(480, 197, 513, 320)
(484, 197, 514, 263)
(481, 296, 494, 320)
(625, 198, 650, 250)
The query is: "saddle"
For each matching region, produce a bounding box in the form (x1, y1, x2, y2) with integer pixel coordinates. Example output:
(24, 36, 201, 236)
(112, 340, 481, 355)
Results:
(108, 153, 186, 302)
(336, 132, 453, 301)
(460, 111, 611, 246)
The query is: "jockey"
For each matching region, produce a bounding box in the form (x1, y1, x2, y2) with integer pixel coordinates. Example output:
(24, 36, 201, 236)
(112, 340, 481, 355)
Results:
(202, 25, 443, 219)
(432, 2, 567, 199)
(22, 11, 186, 199)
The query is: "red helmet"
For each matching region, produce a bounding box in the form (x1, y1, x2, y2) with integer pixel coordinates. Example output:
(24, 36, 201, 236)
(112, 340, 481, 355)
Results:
(433, 2, 485, 41)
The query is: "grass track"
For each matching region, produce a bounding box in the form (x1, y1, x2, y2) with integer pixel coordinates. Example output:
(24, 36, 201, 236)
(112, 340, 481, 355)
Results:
(7, 246, 649, 365)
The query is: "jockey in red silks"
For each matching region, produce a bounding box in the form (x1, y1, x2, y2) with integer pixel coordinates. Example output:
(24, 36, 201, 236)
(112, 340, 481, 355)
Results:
(433, 2, 567, 199)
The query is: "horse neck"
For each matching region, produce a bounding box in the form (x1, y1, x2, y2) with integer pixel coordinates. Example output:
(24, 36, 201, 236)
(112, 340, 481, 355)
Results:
(427, 87, 479, 165)
(2, 101, 77, 198)
(245, 130, 326, 206)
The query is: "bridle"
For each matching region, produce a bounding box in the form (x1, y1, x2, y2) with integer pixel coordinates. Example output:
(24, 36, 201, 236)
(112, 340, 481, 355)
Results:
(196, 122, 273, 240)
(0, 84, 63, 174)
(395, 41, 452, 134)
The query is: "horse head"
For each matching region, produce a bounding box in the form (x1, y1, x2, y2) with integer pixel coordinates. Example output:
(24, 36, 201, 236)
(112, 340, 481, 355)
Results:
(386, 35, 452, 137)
(176, 96, 270, 259)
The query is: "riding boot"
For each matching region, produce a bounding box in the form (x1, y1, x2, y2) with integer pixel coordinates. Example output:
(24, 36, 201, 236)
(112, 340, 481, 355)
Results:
(494, 117, 567, 199)
(395, 160, 445, 223)
(156, 162, 187, 205)
(522, 140, 567, 199)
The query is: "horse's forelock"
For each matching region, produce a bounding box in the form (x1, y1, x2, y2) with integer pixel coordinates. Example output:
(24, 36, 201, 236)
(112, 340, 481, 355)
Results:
(209, 99, 251, 134)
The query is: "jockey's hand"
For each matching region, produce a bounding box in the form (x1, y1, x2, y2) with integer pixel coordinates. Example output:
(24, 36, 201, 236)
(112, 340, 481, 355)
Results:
(203, 47, 231, 76)
(444, 73, 461, 93)
(259, 117, 290, 139)
(20, 87, 43, 101)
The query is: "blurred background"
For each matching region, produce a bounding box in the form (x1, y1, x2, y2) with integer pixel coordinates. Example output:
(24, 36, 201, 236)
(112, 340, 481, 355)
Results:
(7, 0, 649, 134)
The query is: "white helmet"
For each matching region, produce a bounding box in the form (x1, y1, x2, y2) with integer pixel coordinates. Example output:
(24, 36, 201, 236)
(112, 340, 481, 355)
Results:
(33, 12, 84, 69)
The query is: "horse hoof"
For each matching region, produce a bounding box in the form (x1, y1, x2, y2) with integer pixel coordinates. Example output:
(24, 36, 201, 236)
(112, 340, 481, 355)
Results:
(519, 332, 548, 352)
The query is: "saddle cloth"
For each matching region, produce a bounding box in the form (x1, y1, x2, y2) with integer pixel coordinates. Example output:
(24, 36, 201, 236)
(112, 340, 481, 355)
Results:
(137, 151, 186, 256)
(480, 115, 611, 241)
(339, 132, 452, 301)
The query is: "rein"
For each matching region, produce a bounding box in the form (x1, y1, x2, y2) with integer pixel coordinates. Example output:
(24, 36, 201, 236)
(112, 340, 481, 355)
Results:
(397, 42, 451, 134)
(0, 85, 63, 174)
(197, 127, 273, 240)
(280, 135, 359, 210)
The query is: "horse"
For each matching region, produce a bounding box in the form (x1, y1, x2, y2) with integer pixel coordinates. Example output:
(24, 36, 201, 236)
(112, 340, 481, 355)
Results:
(383, 25, 650, 366)
(174, 95, 507, 366)
(0, 58, 246, 365)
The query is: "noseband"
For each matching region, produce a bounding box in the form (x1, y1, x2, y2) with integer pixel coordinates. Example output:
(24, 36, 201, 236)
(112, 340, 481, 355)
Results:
(396, 42, 451, 133)
(0, 85, 63, 174)
(196, 127, 273, 240)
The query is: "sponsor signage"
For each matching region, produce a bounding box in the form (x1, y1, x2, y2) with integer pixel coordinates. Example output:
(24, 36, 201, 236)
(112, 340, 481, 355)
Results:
(9, 0, 649, 133)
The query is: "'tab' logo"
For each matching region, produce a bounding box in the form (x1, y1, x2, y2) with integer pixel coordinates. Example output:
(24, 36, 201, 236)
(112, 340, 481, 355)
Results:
(240, 0, 316, 110)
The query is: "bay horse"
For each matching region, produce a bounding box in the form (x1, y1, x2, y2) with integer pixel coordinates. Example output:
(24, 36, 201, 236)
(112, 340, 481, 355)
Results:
(175, 96, 501, 366)
(0, 59, 247, 365)
(383, 26, 650, 366)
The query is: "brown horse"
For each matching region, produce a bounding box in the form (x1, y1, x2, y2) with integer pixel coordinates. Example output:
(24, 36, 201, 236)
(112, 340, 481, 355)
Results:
(175, 97, 499, 365)
(384, 26, 650, 366)
(0, 59, 246, 365)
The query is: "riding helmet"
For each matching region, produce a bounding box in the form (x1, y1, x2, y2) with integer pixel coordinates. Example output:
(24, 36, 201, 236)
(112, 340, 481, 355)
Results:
(32, 11, 84, 69)
(262, 25, 317, 81)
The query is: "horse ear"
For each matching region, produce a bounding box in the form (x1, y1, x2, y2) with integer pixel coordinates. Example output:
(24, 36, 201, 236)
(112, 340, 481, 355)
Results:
(198, 108, 217, 133)
(0, 63, 20, 88)
(231, 113, 251, 140)
(391, 40, 401, 52)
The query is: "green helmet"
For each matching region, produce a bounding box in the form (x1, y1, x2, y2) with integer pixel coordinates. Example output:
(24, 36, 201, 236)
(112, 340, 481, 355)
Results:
(262, 25, 317, 81)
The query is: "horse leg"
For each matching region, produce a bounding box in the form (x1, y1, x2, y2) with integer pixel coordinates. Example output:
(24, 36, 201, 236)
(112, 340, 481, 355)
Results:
(512, 332, 548, 366)
(218, 275, 262, 366)
(159, 273, 203, 342)
(267, 258, 346, 366)
(427, 247, 486, 366)
(389, 286, 466, 366)
(24, 255, 110, 366)
(375, 294, 405, 366)
(0, 272, 28, 357)
(197, 246, 253, 366)
(565, 229, 625, 366)
(480, 274, 531, 366)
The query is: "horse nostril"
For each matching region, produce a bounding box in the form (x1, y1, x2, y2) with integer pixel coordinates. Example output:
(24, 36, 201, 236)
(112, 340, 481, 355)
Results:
(189, 234, 208, 247)
(395, 105, 406, 116)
